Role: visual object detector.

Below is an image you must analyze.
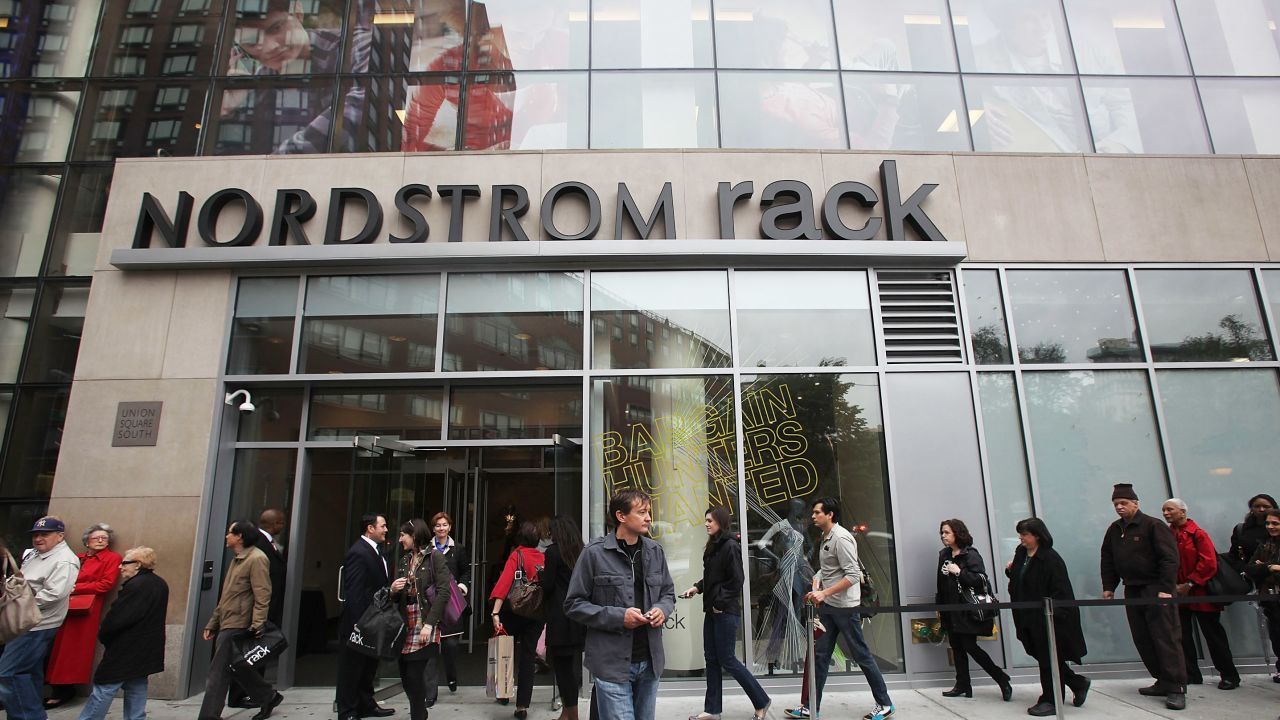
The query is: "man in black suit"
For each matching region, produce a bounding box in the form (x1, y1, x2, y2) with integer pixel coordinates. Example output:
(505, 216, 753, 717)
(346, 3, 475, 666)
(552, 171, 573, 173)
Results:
(336, 513, 393, 720)
(229, 508, 289, 709)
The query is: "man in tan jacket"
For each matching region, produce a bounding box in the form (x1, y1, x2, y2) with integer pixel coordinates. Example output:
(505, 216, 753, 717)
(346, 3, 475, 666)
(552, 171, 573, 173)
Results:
(198, 520, 283, 720)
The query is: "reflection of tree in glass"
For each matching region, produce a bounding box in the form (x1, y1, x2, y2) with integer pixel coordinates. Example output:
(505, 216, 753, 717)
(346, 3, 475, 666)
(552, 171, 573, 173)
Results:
(972, 325, 1010, 364)
(1157, 313, 1272, 362)
(1018, 340, 1067, 364)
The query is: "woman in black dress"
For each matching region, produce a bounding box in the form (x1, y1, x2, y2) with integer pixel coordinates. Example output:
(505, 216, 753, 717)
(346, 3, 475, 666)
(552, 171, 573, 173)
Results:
(935, 518, 1011, 701)
(543, 515, 586, 720)
(1005, 518, 1090, 717)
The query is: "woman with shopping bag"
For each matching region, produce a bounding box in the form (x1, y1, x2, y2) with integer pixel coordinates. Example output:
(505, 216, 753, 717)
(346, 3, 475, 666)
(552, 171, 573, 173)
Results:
(390, 519, 451, 720)
(490, 521, 545, 720)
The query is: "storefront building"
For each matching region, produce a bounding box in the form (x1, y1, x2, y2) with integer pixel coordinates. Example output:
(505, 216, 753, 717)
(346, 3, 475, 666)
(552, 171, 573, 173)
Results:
(3, 0, 1280, 700)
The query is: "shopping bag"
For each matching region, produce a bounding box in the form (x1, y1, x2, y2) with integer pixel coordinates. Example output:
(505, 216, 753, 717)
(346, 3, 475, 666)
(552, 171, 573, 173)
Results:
(0, 549, 41, 643)
(486, 633, 516, 699)
(231, 622, 289, 672)
(346, 588, 406, 659)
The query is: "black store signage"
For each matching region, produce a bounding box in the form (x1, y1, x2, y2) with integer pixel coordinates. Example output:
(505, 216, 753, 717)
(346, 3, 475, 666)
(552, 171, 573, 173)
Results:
(132, 160, 947, 250)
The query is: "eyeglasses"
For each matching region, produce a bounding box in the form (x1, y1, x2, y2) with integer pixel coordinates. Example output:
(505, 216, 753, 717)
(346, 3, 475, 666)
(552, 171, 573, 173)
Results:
(120, 560, 140, 566)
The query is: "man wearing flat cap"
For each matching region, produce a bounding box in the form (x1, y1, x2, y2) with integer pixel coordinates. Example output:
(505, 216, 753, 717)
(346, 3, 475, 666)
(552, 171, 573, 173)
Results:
(1101, 483, 1187, 710)
(0, 516, 80, 718)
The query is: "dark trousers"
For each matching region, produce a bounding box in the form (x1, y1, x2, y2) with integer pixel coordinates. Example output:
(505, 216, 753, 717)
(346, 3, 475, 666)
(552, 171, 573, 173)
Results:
(550, 649, 582, 708)
(228, 661, 271, 706)
(198, 630, 276, 720)
(947, 632, 1009, 690)
(1263, 603, 1280, 672)
(1031, 648, 1084, 706)
(814, 606, 892, 711)
(1180, 608, 1239, 683)
(505, 613, 545, 709)
(335, 634, 380, 720)
(703, 612, 770, 714)
(1124, 584, 1186, 690)
(441, 634, 460, 684)
(398, 645, 439, 720)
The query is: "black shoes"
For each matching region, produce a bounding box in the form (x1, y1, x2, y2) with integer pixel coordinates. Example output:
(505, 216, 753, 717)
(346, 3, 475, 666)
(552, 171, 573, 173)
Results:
(251, 692, 283, 720)
(999, 680, 1014, 702)
(1026, 701, 1055, 717)
(1071, 677, 1090, 707)
(362, 706, 396, 718)
(448, 680, 458, 692)
(1138, 682, 1167, 696)
(514, 709, 529, 719)
(1218, 678, 1240, 690)
(1165, 691, 1186, 710)
(941, 687, 972, 698)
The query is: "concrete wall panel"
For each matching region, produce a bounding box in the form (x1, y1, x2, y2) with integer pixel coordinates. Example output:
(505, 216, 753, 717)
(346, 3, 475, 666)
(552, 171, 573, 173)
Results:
(74, 270, 176, 381)
(161, 271, 234, 379)
(1245, 158, 1280, 261)
(540, 151, 686, 240)
(819, 152, 965, 243)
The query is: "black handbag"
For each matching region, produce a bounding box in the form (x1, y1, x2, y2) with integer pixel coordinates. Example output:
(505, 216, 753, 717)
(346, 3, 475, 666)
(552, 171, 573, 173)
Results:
(507, 549, 545, 620)
(1206, 552, 1251, 602)
(346, 587, 407, 659)
(230, 621, 289, 672)
(957, 573, 998, 623)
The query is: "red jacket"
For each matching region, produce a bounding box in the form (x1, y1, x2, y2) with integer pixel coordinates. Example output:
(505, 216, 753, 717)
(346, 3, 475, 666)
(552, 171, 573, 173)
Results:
(47, 549, 123, 683)
(490, 547, 543, 601)
(1169, 518, 1221, 613)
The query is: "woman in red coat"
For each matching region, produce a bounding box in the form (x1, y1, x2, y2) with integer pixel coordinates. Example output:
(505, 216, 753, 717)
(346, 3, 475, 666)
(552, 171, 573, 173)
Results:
(44, 523, 122, 708)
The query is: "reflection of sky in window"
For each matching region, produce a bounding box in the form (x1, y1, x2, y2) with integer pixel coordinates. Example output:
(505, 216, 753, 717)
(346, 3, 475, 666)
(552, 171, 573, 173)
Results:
(1136, 270, 1269, 347)
(1006, 270, 1137, 362)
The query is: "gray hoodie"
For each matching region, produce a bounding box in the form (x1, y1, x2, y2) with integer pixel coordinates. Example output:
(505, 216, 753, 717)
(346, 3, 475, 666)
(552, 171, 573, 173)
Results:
(22, 539, 80, 631)
(565, 533, 675, 683)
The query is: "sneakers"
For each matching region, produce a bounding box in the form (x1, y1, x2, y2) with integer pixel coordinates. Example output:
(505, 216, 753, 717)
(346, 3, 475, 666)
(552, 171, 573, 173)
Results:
(783, 707, 810, 719)
(863, 705, 895, 720)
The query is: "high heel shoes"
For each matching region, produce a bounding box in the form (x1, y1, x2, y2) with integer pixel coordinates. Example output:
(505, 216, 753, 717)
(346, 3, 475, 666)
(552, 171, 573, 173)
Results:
(941, 687, 973, 698)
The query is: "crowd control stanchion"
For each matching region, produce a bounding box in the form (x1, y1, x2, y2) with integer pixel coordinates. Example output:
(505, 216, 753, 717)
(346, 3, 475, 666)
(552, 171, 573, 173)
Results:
(1258, 602, 1275, 671)
(808, 577, 819, 720)
(1043, 598, 1065, 720)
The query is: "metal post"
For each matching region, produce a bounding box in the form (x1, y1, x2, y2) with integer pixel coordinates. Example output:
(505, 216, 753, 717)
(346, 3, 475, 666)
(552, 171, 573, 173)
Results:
(1258, 602, 1275, 670)
(1043, 598, 1065, 720)
(807, 602, 819, 720)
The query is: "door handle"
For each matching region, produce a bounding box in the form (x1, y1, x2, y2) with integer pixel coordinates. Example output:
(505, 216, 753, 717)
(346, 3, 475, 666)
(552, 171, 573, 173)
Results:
(201, 560, 214, 591)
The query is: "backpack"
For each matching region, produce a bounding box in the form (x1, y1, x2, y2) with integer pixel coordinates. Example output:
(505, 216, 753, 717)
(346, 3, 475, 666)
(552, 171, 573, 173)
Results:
(0, 549, 42, 643)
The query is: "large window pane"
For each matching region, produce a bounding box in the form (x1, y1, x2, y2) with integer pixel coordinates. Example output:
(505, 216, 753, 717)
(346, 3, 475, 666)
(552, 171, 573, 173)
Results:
(0, 0, 100, 79)
(0, 83, 79, 164)
(964, 75, 1091, 152)
(236, 388, 304, 442)
(1082, 77, 1210, 154)
(448, 385, 582, 440)
(952, 0, 1076, 73)
(591, 71, 718, 149)
(444, 272, 583, 372)
(718, 71, 846, 149)
(591, 0, 713, 69)
(92, 0, 225, 77)
(1197, 78, 1280, 155)
(228, 277, 297, 375)
(590, 374, 737, 676)
(962, 269, 1011, 364)
(308, 386, 444, 440)
(1264, 270, 1280, 328)
(1136, 270, 1274, 362)
(0, 288, 33, 383)
(468, 0, 589, 70)
(226, 448, 295, 541)
(735, 271, 873, 367)
(1007, 270, 1141, 363)
(336, 75, 461, 153)
(75, 82, 209, 160)
(833, 0, 956, 71)
(1176, 0, 1280, 75)
(0, 387, 70, 500)
(740, 373, 900, 676)
(210, 78, 339, 155)
(591, 271, 730, 370)
(0, 168, 59, 278)
(344, 0, 448, 75)
(1063, 0, 1190, 74)
(225, 0, 347, 75)
(464, 73, 587, 150)
(1024, 370, 1168, 663)
(45, 167, 111, 277)
(300, 275, 439, 374)
(844, 72, 970, 151)
(23, 283, 86, 383)
(714, 0, 837, 69)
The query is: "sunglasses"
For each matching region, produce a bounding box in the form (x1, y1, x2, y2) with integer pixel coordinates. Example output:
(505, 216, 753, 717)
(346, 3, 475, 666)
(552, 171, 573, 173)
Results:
(120, 560, 140, 566)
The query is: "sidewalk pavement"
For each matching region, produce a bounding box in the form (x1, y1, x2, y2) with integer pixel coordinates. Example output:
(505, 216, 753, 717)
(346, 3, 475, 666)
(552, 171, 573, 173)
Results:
(46, 676, 1280, 720)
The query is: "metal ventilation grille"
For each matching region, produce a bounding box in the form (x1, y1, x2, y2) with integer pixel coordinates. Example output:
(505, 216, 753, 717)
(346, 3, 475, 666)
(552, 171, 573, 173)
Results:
(876, 270, 964, 363)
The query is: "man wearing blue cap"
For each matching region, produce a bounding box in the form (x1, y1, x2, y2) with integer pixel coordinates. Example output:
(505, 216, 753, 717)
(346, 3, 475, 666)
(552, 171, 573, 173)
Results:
(0, 516, 80, 719)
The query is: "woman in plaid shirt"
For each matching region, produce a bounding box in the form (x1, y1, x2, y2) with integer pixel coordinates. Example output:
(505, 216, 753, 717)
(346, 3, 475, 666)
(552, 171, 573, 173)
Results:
(390, 519, 452, 720)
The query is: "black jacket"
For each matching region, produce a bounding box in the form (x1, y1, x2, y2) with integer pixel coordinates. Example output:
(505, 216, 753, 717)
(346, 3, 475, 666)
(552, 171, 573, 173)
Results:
(1100, 510, 1179, 594)
(95, 570, 169, 684)
(934, 546, 994, 636)
(391, 550, 452, 628)
(1230, 521, 1270, 572)
(543, 543, 585, 651)
(437, 540, 470, 594)
(1006, 545, 1087, 663)
(694, 535, 744, 615)
(261, 539, 286, 626)
(340, 537, 390, 631)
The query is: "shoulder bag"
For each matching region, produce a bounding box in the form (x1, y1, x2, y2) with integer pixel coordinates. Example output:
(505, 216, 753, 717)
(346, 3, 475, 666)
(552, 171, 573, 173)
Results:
(856, 556, 880, 616)
(507, 549, 545, 620)
(1206, 551, 1251, 601)
(423, 553, 469, 628)
(346, 587, 407, 659)
(957, 572, 998, 623)
(0, 549, 42, 642)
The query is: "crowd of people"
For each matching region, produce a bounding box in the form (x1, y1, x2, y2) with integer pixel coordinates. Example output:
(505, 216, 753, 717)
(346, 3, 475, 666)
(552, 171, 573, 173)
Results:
(1, 484, 1278, 720)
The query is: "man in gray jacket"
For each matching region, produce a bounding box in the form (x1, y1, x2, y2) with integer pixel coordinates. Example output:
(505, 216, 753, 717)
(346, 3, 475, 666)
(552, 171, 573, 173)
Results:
(566, 490, 675, 720)
(0, 516, 80, 720)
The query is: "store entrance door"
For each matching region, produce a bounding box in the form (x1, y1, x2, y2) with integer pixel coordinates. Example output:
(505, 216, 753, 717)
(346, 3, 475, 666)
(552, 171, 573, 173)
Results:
(290, 438, 581, 688)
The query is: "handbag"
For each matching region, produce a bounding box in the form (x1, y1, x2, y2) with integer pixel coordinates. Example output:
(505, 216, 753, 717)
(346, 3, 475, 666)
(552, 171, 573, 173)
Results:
(856, 556, 879, 616)
(506, 549, 545, 620)
(0, 549, 42, 643)
(422, 554, 469, 629)
(1206, 551, 1251, 602)
(346, 587, 407, 659)
(67, 594, 94, 613)
(230, 621, 289, 672)
(957, 573, 998, 624)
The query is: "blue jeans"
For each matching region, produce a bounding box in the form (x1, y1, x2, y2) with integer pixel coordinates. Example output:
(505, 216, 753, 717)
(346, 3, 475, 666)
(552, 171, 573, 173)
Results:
(0, 627, 59, 720)
(593, 660, 659, 720)
(704, 612, 770, 714)
(77, 677, 149, 720)
(814, 606, 892, 711)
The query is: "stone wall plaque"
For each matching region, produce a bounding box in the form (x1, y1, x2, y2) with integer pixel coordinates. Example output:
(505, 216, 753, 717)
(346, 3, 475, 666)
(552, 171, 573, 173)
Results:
(112, 401, 163, 447)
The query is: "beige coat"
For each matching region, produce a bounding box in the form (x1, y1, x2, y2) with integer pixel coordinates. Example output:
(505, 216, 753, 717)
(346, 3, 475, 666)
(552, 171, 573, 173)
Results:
(206, 545, 271, 633)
